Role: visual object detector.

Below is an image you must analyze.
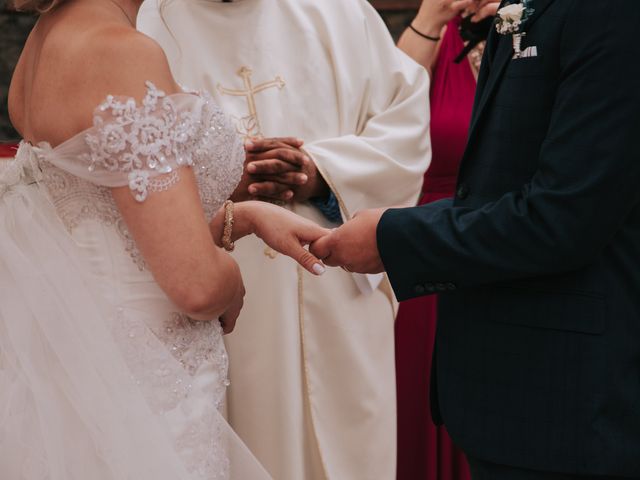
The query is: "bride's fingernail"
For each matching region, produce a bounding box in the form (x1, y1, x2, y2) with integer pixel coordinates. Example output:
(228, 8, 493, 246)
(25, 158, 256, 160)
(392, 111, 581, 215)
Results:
(247, 163, 256, 173)
(245, 140, 254, 149)
(312, 263, 326, 275)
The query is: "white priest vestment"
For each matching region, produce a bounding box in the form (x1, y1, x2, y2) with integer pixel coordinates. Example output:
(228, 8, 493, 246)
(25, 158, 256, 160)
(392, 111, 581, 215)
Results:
(139, 1, 431, 479)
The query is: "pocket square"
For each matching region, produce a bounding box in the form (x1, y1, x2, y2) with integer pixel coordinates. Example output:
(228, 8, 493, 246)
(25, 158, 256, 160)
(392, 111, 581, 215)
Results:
(516, 46, 538, 59)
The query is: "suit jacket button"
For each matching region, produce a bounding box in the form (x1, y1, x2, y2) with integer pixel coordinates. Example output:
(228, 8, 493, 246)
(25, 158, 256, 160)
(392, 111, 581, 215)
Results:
(436, 283, 447, 292)
(414, 284, 426, 295)
(425, 283, 436, 293)
(446, 282, 457, 291)
(456, 184, 470, 199)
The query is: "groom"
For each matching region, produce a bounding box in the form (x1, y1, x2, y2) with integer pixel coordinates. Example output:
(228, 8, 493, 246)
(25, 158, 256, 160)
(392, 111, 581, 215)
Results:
(313, 1, 640, 479)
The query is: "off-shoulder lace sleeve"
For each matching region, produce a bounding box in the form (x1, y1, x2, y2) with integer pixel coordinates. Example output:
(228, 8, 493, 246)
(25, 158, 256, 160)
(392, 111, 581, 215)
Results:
(26, 82, 244, 270)
(47, 81, 244, 207)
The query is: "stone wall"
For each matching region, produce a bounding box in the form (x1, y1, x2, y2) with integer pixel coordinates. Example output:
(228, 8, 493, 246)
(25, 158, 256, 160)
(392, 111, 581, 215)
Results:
(0, 3, 36, 142)
(379, 9, 417, 40)
(0, 1, 416, 142)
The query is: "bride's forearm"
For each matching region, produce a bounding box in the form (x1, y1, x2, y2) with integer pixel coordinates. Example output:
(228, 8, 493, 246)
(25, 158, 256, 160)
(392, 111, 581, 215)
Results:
(210, 198, 329, 275)
(231, 201, 259, 240)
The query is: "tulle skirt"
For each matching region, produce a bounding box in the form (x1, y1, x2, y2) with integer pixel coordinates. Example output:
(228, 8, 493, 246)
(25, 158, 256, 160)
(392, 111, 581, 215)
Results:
(0, 158, 271, 479)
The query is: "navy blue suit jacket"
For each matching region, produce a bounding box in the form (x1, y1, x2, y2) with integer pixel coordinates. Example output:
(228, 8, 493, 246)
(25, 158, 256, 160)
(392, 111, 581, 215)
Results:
(378, 0, 640, 476)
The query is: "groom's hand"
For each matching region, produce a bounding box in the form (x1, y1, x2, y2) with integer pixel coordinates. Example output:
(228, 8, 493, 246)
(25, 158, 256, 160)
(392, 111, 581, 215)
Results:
(310, 208, 388, 274)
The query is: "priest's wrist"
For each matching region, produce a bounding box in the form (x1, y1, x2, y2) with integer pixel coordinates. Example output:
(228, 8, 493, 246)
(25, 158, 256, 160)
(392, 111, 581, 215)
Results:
(308, 175, 330, 200)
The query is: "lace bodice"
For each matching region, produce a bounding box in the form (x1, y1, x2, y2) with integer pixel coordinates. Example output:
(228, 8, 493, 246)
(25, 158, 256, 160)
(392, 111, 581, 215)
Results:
(26, 81, 245, 269)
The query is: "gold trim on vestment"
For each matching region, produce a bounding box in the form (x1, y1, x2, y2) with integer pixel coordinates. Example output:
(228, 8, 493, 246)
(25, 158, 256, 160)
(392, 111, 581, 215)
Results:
(302, 148, 398, 315)
(293, 158, 397, 477)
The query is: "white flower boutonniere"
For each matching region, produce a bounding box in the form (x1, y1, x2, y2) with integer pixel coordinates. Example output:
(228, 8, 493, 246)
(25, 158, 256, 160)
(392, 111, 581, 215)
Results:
(495, 0, 535, 58)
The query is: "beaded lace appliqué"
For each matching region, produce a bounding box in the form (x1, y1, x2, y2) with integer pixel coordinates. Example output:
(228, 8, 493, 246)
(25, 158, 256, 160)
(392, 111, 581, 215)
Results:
(157, 312, 231, 380)
(81, 81, 242, 206)
(82, 82, 194, 201)
(38, 82, 244, 269)
(113, 308, 231, 479)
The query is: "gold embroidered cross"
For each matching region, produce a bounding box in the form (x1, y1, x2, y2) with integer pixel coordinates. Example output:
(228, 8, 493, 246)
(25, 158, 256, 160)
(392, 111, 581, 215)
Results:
(217, 66, 285, 138)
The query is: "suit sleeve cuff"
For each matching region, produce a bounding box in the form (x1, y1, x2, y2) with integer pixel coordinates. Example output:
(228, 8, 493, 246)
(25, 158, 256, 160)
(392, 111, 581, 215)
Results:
(377, 200, 457, 301)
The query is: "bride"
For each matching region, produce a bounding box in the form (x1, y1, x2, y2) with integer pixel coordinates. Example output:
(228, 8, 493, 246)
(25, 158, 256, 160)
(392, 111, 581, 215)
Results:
(0, 0, 329, 478)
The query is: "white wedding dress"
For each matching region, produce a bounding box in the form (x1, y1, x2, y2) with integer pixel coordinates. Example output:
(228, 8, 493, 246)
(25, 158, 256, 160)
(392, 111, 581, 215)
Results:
(0, 82, 271, 479)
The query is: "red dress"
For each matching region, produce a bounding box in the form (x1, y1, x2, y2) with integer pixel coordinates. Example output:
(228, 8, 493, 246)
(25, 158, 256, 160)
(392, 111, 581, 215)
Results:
(395, 18, 476, 480)
(0, 144, 18, 158)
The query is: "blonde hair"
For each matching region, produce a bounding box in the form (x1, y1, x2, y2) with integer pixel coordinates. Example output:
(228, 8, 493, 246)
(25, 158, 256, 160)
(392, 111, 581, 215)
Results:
(11, 0, 64, 13)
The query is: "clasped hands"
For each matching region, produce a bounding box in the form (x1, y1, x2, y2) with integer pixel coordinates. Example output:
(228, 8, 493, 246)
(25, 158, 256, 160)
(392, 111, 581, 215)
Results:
(217, 136, 388, 275)
(231, 136, 328, 203)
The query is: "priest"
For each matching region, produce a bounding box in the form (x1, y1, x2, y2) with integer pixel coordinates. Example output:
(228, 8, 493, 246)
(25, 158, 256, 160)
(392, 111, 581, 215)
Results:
(138, 1, 430, 479)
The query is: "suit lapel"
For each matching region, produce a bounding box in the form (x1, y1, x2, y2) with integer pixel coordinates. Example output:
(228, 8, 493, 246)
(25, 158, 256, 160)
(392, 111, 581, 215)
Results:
(466, 34, 512, 141)
(465, 0, 556, 147)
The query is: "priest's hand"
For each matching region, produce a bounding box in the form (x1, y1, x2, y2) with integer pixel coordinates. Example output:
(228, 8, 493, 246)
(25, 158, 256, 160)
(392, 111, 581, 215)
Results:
(310, 208, 388, 274)
(230, 138, 297, 202)
(229, 155, 258, 202)
(245, 137, 329, 202)
(292, 153, 330, 202)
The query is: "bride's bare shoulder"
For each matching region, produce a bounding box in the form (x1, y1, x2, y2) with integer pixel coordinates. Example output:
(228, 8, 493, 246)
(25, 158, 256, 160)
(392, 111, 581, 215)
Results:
(68, 26, 177, 100)
(26, 25, 178, 145)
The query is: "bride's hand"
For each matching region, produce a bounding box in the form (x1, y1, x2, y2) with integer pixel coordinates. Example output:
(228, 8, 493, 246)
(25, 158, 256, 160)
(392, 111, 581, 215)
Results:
(220, 279, 245, 335)
(210, 201, 330, 275)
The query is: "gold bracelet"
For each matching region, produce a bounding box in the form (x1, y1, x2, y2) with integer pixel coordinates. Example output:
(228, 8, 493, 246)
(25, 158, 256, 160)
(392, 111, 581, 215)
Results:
(222, 200, 235, 252)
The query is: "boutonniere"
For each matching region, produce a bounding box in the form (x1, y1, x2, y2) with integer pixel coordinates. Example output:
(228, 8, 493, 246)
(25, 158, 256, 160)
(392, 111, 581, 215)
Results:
(495, 0, 535, 58)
